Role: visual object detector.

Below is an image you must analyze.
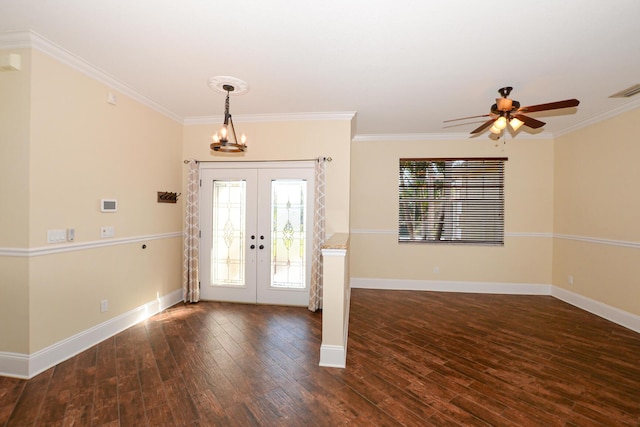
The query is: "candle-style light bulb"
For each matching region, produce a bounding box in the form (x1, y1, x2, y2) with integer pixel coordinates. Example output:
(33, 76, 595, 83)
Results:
(220, 126, 227, 140)
(241, 134, 247, 145)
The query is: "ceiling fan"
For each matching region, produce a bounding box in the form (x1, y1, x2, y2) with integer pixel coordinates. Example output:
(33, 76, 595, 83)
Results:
(444, 87, 580, 135)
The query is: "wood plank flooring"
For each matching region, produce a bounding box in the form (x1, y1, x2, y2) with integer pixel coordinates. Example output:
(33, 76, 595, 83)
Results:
(1, 289, 639, 426)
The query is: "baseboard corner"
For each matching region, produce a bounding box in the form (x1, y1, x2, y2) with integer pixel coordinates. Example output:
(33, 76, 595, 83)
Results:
(1, 288, 183, 379)
(319, 344, 347, 368)
(551, 286, 640, 333)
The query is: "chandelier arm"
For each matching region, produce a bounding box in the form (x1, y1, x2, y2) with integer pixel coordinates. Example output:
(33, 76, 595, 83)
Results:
(228, 115, 240, 145)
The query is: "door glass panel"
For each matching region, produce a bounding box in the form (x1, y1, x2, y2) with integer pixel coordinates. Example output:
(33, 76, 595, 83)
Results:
(270, 179, 307, 289)
(211, 180, 246, 287)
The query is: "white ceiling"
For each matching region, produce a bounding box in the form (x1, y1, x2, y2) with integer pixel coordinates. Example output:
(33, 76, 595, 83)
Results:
(1, 0, 640, 139)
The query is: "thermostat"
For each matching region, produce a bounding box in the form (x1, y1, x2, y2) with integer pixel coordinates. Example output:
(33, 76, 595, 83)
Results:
(101, 199, 117, 212)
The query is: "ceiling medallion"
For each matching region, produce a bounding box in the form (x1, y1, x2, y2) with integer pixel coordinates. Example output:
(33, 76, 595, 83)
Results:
(207, 76, 250, 96)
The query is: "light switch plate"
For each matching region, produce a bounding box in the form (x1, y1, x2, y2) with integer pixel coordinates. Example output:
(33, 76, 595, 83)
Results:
(47, 229, 66, 243)
(100, 226, 115, 238)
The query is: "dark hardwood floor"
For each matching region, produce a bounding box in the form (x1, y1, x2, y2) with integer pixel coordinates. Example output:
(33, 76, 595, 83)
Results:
(1, 289, 639, 426)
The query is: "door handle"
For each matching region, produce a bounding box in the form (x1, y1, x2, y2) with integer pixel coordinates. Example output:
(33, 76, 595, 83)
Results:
(259, 244, 264, 250)
(260, 235, 264, 240)
(250, 244, 255, 249)
(251, 235, 256, 240)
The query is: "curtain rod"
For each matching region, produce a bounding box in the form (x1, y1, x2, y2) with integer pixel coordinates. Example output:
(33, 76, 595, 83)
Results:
(183, 157, 332, 164)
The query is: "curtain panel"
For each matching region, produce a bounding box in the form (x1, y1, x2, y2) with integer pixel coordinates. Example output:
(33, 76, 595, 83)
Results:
(308, 158, 326, 311)
(183, 159, 200, 303)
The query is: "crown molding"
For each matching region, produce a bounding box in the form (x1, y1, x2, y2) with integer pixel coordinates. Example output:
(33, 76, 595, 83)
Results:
(184, 111, 357, 125)
(352, 131, 554, 142)
(0, 30, 182, 123)
(0, 29, 32, 49)
(553, 98, 640, 138)
(3, 30, 637, 139)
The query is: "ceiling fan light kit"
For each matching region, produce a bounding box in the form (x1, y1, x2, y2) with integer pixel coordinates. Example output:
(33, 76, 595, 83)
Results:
(445, 86, 580, 137)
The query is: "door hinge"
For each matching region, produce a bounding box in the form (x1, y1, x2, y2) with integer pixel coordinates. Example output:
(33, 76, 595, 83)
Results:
(199, 230, 201, 238)
(199, 179, 202, 187)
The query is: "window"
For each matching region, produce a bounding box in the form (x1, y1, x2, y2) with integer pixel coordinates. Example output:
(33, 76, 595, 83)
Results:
(399, 158, 507, 245)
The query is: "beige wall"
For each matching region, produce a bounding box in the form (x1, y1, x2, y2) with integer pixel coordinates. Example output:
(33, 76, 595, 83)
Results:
(29, 238, 182, 351)
(182, 118, 353, 236)
(0, 48, 184, 354)
(350, 137, 554, 285)
(29, 52, 183, 245)
(0, 258, 30, 354)
(553, 108, 640, 315)
(0, 49, 31, 354)
(0, 49, 31, 247)
(2, 41, 637, 359)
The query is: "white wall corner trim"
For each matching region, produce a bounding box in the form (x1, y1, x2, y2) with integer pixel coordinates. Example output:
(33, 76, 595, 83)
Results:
(0, 288, 183, 379)
(319, 344, 347, 368)
(0, 232, 183, 257)
(348, 230, 640, 249)
(551, 287, 640, 334)
(555, 233, 640, 249)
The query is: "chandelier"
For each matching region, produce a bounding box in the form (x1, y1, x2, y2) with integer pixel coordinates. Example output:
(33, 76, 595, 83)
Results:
(208, 76, 249, 153)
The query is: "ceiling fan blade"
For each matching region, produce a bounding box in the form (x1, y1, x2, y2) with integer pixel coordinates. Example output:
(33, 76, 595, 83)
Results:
(513, 114, 545, 129)
(470, 118, 496, 134)
(518, 99, 580, 113)
(443, 114, 491, 123)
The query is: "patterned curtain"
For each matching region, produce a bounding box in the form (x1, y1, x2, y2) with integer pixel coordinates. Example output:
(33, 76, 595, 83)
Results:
(308, 157, 326, 311)
(183, 160, 200, 303)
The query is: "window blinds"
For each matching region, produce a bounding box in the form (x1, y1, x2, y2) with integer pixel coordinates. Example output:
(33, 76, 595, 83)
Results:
(399, 158, 507, 245)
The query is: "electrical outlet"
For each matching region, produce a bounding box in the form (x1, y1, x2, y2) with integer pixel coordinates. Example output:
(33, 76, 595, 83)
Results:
(100, 299, 108, 313)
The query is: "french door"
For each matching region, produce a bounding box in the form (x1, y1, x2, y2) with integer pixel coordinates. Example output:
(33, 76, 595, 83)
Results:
(199, 161, 315, 306)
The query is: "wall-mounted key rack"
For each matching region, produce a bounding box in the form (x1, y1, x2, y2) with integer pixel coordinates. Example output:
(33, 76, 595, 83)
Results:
(157, 191, 180, 203)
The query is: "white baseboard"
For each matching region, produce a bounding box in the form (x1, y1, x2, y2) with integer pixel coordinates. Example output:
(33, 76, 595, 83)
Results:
(351, 277, 640, 334)
(351, 277, 551, 295)
(319, 287, 351, 369)
(0, 352, 29, 379)
(4, 282, 636, 379)
(319, 344, 347, 368)
(551, 287, 640, 333)
(0, 288, 183, 379)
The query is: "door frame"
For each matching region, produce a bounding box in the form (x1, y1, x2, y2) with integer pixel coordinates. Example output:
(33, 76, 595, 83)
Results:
(199, 161, 316, 306)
